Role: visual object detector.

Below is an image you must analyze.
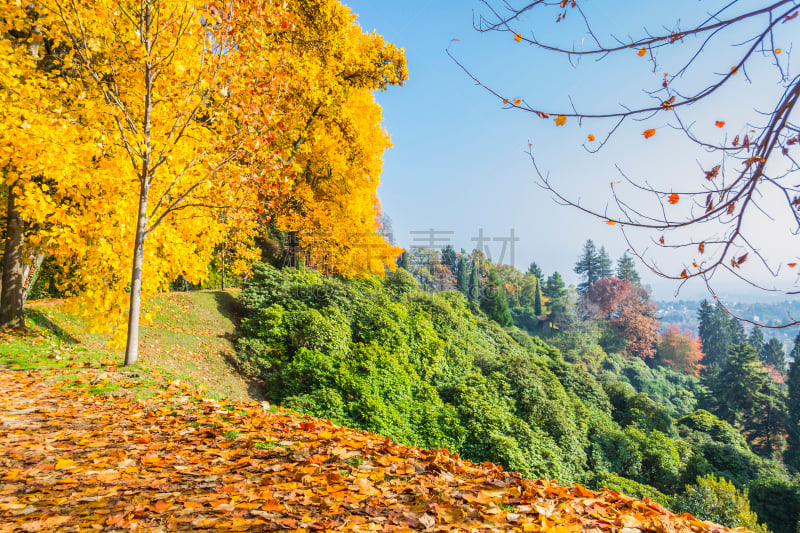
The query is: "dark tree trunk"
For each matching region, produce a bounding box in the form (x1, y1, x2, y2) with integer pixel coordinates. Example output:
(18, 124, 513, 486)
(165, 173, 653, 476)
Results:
(0, 185, 26, 329)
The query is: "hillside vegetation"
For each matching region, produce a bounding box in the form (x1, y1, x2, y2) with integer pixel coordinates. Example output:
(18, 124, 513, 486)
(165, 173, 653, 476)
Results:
(231, 263, 798, 532)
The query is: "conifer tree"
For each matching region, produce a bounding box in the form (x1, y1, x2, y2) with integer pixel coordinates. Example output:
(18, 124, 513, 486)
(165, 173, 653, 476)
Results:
(598, 246, 614, 278)
(616, 253, 641, 283)
(468, 258, 479, 302)
(708, 342, 783, 454)
(441, 245, 458, 277)
(534, 279, 543, 316)
(480, 269, 513, 327)
(456, 255, 468, 296)
(397, 251, 409, 270)
(527, 261, 543, 280)
(574, 239, 602, 294)
(761, 338, 786, 373)
(698, 300, 744, 373)
(748, 326, 766, 358)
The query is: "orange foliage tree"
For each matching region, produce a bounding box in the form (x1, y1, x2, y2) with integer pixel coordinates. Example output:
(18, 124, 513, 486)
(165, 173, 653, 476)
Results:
(657, 326, 705, 375)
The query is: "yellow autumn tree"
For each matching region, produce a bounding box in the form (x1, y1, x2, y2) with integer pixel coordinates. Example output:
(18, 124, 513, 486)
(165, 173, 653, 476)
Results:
(1, 0, 291, 363)
(264, 0, 407, 276)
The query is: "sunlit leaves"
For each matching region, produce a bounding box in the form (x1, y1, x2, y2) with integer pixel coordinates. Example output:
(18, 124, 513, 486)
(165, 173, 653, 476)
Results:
(0, 369, 747, 533)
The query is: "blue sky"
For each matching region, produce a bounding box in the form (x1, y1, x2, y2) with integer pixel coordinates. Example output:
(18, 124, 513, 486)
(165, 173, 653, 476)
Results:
(344, 1, 799, 302)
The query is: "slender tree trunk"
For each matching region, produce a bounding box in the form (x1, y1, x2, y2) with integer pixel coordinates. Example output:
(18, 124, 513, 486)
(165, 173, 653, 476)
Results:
(124, 3, 153, 366)
(124, 184, 149, 366)
(0, 185, 26, 329)
(221, 250, 226, 290)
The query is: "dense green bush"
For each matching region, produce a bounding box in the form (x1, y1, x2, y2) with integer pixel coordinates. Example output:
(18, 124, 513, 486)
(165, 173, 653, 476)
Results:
(672, 475, 768, 533)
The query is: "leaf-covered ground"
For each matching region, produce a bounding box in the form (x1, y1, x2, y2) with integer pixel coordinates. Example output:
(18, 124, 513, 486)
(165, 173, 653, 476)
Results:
(0, 370, 749, 532)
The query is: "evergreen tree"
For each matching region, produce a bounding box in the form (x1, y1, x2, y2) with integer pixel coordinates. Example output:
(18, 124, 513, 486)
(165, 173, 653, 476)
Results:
(697, 300, 743, 373)
(527, 261, 543, 280)
(708, 342, 782, 454)
(574, 239, 602, 294)
(534, 279, 543, 316)
(761, 338, 786, 372)
(456, 255, 468, 296)
(616, 253, 641, 283)
(467, 258, 479, 302)
(543, 272, 567, 308)
(748, 326, 766, 358)
(480, 269, 513, 327)
(598, 246, 614, 278)
(441, 245, 458, 277)
(749, 378, 787, 457)
(786, 334, 800, 471)
(399, 251, 409, 271)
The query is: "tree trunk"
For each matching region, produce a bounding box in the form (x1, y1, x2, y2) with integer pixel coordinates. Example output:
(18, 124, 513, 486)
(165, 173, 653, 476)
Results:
(124, 186, 149, 366)
(0, 185, 26, 329)
(221, 251, 226, 290)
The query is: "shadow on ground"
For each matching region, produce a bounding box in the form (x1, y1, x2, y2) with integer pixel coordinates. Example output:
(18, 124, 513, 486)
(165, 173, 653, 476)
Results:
(27, 309, 79, 344)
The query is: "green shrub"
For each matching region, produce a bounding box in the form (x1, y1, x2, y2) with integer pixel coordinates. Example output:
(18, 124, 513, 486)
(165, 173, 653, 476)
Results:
(672, 475, 768, 533)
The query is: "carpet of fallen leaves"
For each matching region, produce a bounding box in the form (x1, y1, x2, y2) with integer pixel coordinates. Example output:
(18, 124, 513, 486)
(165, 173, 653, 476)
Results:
(0, 370, 748, 533)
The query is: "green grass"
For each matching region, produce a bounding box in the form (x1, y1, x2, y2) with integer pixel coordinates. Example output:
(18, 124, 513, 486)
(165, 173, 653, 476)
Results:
(1, 290, 261, 402)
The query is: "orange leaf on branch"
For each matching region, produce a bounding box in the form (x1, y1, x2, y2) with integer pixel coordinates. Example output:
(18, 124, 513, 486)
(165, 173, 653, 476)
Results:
(637, 47, 646, 56)
(668, 193, 679, 204)
(554, 115, 567, 126)
(643, 129, 656, 139)
(715, 121, 725, 128)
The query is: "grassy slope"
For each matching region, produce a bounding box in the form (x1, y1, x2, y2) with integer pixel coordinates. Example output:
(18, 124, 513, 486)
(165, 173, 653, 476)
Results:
(0, 290, 261, 401)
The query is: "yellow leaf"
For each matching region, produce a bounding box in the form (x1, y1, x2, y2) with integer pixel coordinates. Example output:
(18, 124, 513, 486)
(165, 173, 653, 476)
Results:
(514, 34, 522, 42)
(637, 47, 646, 56)
(606, 220, 617, 225)
(554, 115, 566, 126)
(587, 134, 595, 141)
(55, 459, 76, 470)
